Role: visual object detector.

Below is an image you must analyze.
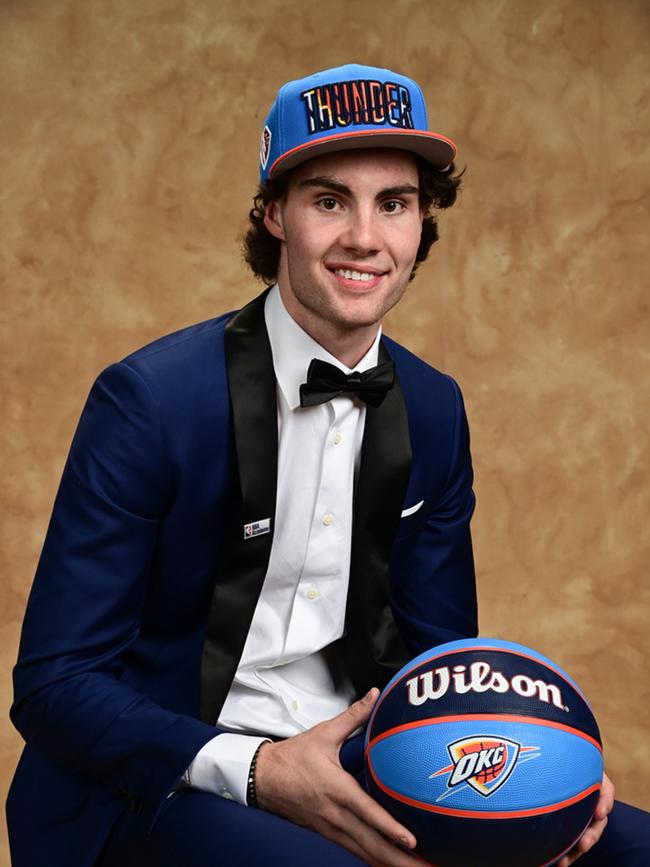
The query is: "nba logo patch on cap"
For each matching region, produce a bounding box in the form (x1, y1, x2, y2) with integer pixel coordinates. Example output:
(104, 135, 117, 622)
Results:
(258, 63, 456, 182)
(260, 125, 272, 171)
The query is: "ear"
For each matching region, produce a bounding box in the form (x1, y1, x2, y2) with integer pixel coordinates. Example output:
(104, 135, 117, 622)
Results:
(263, 199, 286, 241)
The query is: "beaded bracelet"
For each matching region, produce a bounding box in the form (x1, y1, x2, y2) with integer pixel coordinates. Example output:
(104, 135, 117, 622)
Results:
(246, 741, 268, 808)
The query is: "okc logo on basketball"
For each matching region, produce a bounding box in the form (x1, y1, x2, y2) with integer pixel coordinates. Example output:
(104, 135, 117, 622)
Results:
(430, 736, 540, 800)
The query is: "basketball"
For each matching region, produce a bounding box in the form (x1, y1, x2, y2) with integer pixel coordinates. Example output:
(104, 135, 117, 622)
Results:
(365, 638, 603, 867)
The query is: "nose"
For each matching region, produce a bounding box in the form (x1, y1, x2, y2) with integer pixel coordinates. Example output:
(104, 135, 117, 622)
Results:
(338, 206, 383, 256)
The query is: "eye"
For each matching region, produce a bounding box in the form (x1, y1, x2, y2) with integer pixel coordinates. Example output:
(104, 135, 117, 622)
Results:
(381, 199, 406, 214)
(316, 196, 341, 211)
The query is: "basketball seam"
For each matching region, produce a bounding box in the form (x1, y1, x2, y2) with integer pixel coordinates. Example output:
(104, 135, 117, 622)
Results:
(366, 714, 603, 753)
(366, 754, 601, 820)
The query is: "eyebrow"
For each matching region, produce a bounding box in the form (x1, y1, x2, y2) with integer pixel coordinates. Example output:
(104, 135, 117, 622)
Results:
(299, 176, 419, 200)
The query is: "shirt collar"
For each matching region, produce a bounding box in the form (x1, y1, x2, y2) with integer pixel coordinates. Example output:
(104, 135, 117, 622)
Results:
(264, 284, 382, 411)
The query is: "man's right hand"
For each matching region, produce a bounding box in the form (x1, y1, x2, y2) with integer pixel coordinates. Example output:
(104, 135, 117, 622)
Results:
(254, 688, 433, 867)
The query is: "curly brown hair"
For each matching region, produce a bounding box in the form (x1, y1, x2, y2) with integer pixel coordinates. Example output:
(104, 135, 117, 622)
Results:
(242, 157, 463, 284)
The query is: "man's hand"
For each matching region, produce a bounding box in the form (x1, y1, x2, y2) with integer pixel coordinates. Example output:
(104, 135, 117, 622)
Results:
(254, 688, 432, 867)
(556, 772, 615, 866)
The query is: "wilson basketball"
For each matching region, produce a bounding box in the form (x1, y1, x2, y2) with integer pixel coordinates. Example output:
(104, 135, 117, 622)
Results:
(365, 638, 603, 867)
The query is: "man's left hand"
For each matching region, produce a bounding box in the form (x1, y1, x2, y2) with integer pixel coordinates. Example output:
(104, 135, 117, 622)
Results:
(556, 772, 615, 866)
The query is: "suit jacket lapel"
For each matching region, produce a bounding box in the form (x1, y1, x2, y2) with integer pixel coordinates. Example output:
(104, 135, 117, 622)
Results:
(200, 290, 278, 724)
(343, 340, 412, 696)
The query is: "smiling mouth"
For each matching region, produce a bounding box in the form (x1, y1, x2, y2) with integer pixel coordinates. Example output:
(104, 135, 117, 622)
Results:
(332, 268, 383, 283)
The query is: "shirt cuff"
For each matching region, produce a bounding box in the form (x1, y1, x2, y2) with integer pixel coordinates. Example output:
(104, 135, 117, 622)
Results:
(183, 733, 270, 805)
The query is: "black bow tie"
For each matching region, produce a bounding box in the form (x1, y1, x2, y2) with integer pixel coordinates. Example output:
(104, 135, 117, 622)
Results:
(299, 358, 395, 408)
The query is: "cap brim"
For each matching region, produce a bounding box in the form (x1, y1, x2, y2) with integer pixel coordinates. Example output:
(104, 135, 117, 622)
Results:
(269, 129, 456, 177)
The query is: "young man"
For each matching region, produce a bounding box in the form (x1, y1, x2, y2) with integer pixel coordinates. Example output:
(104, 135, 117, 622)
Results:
(7, 64, 647, 866)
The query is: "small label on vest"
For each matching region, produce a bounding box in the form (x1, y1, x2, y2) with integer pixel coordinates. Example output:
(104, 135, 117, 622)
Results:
(243, 518, 271, 539)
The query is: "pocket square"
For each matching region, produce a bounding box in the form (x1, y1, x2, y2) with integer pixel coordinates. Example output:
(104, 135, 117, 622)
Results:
(400, 500, 424, 518)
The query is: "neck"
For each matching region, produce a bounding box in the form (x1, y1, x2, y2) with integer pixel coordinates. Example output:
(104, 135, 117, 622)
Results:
(278, 283, 380, 369)
(308, 324, 379, 369)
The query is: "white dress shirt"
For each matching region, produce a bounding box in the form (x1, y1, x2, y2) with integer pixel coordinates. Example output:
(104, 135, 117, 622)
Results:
(185, 285, 381, 803)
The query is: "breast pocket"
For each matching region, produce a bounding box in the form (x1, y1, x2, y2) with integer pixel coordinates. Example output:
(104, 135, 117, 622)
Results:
(395, 499, 427, 540)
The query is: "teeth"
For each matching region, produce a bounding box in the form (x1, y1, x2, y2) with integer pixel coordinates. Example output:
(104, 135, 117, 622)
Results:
(334, 269, 376, 282)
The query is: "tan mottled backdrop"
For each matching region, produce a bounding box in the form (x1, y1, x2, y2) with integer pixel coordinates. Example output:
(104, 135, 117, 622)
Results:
(1, 0, 648, 862)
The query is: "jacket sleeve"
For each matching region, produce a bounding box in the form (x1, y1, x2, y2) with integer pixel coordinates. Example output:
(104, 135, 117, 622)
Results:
(391, 375, 478, 655)
(10, 361, 218, 828)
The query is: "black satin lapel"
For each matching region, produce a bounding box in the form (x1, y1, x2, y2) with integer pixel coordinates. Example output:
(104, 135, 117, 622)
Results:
(200, 290, 278, 724)
(344, 340, 412, 696)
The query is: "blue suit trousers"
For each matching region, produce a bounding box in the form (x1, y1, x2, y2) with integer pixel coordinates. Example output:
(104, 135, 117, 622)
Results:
(100, 736, 650, 867)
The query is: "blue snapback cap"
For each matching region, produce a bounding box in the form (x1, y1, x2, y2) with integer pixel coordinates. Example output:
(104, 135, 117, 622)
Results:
(259, 63, 456, 182)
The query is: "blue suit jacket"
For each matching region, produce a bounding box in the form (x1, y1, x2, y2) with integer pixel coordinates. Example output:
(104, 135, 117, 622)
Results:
(7, 291, 477, 867)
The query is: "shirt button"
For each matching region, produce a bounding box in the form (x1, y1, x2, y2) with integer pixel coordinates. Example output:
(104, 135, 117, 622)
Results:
(322, 513, 333, 526)
(307, 587, 319, 601)
(333, 432, 342, 445)
(291, 699, 300, 711)
(222, 789, 234, 800)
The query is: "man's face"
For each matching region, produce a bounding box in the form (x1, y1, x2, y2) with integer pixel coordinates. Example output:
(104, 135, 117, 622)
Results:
(264, 149, 423, 353)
